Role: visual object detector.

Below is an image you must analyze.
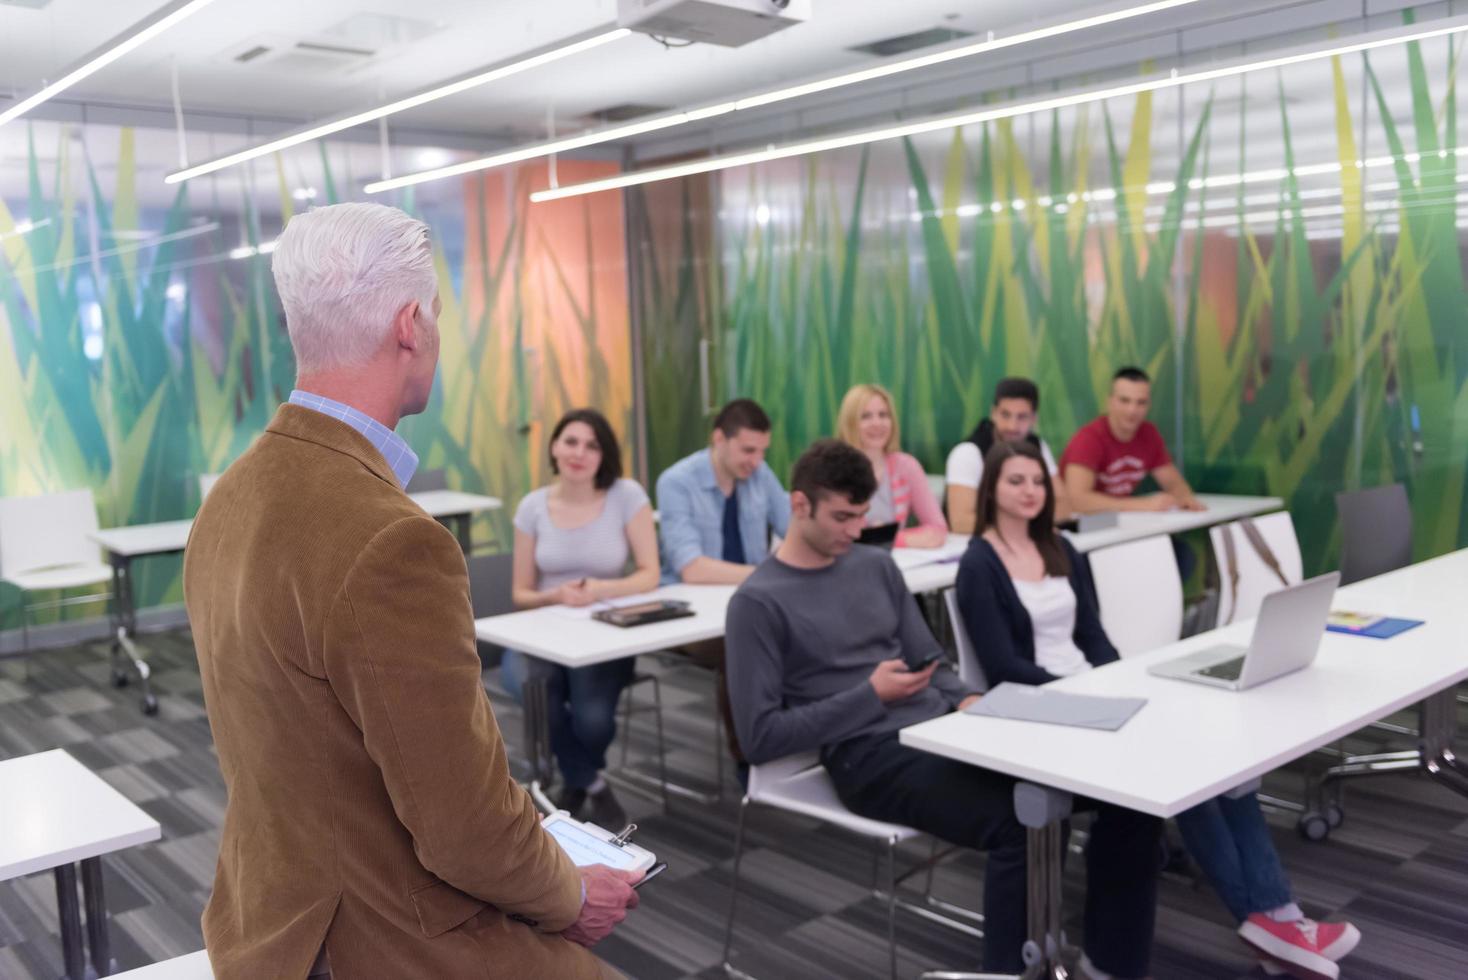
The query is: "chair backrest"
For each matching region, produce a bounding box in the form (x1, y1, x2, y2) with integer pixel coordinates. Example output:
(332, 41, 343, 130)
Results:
(198, 473, 221, 500)
(1209, 511, 1303, 626)
(1087, 534, 1183, 658)
(0, 490, 102, 577)
(942, 588, 989, 692)
(407, 467, 449, 494)
(1336, 484, 1412, 585)
(747, 750, 822, 799)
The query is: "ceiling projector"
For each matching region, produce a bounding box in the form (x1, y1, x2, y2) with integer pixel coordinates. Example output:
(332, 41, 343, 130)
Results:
(617, 0, 812, 48)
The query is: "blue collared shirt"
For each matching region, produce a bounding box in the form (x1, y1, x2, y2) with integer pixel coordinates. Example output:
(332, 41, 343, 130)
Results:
(288, 390, 419, 488)
(656, 448, 790, 584)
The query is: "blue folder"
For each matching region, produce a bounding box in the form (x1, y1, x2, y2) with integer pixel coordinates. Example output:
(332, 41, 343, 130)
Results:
(1325, 617, 1424, 639)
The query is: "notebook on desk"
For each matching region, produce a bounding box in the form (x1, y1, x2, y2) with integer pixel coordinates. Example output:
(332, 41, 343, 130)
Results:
(1326, 611, 1425, 639)
(965, 682, 1147, 731)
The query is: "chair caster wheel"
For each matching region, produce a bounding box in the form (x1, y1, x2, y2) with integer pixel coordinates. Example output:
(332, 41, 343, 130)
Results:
(142, 695, 159, 716)
(1297, 812, 1330, 842)
(111, 670, 129, 688)
(1324, 804, 1344, 829)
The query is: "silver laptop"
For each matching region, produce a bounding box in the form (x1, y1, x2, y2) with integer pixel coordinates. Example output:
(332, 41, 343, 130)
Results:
(1148, 572, 1340, 691)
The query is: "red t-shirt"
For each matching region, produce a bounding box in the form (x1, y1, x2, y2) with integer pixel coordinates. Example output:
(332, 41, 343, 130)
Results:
(1059, 417, 1172, 497)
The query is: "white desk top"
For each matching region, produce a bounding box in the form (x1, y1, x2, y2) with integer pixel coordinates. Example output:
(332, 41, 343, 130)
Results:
(409, 490, 503, 518)
(111, 951, 211, 979)
(1067, 494, 1283, 553)
(474, 547, 973, 668)
(86, 491, 503, 559)
(475, 584, 737, 668)
(89, 520, 194, 558)
(884, 494, 1284, 594)
(900, 548, 1468, 818)
(0, 749, 162, 880)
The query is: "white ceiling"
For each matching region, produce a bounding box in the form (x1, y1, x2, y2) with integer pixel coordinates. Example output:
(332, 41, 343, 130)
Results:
(0, 0, 1082, 138)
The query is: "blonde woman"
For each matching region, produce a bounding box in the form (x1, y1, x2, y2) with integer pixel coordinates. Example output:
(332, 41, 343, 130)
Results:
(836, 383, 948, 548)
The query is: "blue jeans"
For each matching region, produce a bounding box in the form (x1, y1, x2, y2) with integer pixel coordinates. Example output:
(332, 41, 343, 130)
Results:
(501, 651, 634, 790)
(1175, 792, 1293, 922)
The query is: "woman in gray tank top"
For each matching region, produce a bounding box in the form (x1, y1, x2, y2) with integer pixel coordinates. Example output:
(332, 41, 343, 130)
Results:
(500, 409, 659, 829)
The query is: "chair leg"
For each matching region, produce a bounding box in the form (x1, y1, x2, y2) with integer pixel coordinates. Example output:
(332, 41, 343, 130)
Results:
(887, 837, 900, 980)
(713, 669, 726, 798)
(20, 598, 31, 682)
(651, 675, 669, 809)
(617, 678, 635, 769)
(720, 798, 751, 975)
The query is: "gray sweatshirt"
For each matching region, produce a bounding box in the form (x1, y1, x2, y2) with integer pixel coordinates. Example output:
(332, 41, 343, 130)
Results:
(725, 544, 973, 764)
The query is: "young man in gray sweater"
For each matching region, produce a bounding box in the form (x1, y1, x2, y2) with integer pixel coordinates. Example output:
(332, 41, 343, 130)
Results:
(725, 439, 1160, 979)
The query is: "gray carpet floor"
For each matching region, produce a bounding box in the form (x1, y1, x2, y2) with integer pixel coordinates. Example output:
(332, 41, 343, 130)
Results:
(1, 631, 1466, 979)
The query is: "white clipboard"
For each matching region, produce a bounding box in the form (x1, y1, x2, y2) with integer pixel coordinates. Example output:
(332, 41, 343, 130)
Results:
(541, 811, 657, 873)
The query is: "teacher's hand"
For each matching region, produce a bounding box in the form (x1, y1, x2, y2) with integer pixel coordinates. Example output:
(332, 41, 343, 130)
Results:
(563, 865, 642, 947)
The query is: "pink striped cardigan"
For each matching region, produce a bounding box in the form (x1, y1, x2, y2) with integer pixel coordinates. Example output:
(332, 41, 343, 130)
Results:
(880, 452, 948, 547)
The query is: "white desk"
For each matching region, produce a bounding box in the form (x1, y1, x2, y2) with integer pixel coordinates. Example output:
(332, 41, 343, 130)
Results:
(1, 749, 162, 979)
(474, 584, 736, 669)
(407, 490, 503, 553)
(899, 549, 1468, 974)
(886, 493, 1284, 595)
(112, 951, 211, 979)
(84, 490, 502, 716)
(1067, 493, 1283, 554)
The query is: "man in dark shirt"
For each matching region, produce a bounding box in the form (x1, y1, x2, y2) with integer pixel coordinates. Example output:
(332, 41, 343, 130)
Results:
(726, 439, 1160, 978)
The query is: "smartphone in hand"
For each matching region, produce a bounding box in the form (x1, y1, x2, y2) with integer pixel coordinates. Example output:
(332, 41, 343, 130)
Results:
(903, 652, 941, 673)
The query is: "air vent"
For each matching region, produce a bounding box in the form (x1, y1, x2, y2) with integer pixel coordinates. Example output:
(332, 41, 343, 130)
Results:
(586, 102, 670, 123)
(220, 35, 378, 74)
(849, 27, 973, 59)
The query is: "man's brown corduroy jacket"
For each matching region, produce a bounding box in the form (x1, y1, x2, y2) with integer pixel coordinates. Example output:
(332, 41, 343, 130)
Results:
(183, 404, 602, 979)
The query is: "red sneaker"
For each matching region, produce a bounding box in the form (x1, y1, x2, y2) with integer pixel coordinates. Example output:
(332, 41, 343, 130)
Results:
(1238, 914, 1356, 980)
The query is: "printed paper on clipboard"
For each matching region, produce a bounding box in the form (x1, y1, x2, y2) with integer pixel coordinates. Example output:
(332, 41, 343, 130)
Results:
(541, 811, 656, 873)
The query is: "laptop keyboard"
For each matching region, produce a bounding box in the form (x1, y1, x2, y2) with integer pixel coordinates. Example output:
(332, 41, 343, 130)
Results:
(1198, 657, 1246, 681)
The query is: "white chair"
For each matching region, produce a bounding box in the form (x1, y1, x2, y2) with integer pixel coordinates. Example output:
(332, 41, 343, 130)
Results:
(722, 750, 924, 980)
(112, 950, 213, 979)
(926, 472, 946, 508)
(198, 474, 221, 500)
(1087, 535, 1183, 658)
(1209, 512, 1303, 626)
(0, 490, 114, 678)
(943, 588, 989, 692)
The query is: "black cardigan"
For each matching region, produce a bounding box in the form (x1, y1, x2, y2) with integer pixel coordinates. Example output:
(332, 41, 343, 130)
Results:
(953, 536, 1118, 686)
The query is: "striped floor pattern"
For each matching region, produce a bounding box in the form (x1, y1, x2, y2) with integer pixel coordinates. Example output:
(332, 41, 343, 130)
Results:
(1, 633, 1465, 979)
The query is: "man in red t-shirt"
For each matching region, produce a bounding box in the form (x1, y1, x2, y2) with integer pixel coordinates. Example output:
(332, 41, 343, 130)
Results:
(1060, 366, 1204, 514)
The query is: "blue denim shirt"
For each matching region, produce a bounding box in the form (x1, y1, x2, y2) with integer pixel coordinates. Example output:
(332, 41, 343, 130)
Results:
(656, 448, 790, 584)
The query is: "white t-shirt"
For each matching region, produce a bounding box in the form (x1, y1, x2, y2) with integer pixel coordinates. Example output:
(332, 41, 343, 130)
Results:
(1012, 576, 1092, 677)
(944, 438, 1058, 489)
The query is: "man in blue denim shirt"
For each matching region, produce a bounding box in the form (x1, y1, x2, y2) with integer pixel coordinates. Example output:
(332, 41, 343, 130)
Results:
(656, 399, 790, 586)
(655, 399, 790, 774)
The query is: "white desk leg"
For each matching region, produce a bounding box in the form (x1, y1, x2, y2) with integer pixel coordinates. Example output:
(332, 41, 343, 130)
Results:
(105, 554, 158, 717)
(521, 675, 556, 811)
(52, 863, 87, 980)
(1015, 783, 1075, 979)
(1422, 689, 1468, 797)
(81, 857, 114, 977)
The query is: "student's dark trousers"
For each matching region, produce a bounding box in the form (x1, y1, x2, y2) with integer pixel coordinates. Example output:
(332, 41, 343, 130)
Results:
(822, 731, 1160, 976)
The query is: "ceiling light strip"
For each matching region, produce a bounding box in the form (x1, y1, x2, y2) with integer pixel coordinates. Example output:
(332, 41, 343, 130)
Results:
(0, 0, 219, 129)
(364, 0, 1206, 194)
(165, 27, 631, 184)
(529, 15, 1468, 204)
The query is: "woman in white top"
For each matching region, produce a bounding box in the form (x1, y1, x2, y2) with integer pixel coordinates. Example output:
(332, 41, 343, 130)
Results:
(954, 441, 1360, 978)
(945, 377, 1069, 534)
(501, 408, 659, 829)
